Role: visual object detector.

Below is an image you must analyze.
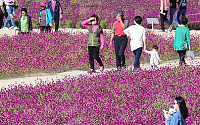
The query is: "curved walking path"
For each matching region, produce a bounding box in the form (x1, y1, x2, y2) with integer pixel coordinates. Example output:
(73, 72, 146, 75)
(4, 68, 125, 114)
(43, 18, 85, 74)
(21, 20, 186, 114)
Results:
(1, 57, 200, 89)
(0, 28, 200, 89)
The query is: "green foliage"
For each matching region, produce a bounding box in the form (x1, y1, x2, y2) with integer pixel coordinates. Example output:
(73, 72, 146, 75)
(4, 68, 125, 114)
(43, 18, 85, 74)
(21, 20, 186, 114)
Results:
(66, 20, 75, 28)
(59, 22, 64, 28)
(100, 20, 108, 29)
(75, 21, 85, 29)
(14, 20, 19, 27)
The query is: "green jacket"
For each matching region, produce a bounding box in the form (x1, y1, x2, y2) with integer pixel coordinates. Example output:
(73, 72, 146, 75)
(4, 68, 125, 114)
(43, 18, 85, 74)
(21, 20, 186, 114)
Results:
(174, 26, 190, 50)
(88, 25, 102, 47)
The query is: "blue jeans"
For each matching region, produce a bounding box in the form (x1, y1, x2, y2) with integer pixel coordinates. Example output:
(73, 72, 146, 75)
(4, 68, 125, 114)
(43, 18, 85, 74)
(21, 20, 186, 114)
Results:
(173, 9, 186, 25)
(4, 6, 16, 27)
(133, 47, 142, 68)
(169, 8, 179, 25)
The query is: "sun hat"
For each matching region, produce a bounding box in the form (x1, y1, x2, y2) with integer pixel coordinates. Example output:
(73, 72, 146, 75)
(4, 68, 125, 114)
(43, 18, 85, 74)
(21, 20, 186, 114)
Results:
(39, 1, 46, 6)
(117, 10, 124, 16)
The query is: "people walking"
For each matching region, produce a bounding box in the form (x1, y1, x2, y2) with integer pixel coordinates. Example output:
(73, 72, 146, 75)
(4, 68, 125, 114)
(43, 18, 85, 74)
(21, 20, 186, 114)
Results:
(81, 14, 104, 73)
(39, 1, 53, 32)
(18, 8, 32, 34)
(109, 10, 129, 69)
(174, 16, 190, 65)
(159, 0, 171, 32)
(2, 0, 17, 30)
(124, 16, 146, 69)
(47, 0, 62, 32)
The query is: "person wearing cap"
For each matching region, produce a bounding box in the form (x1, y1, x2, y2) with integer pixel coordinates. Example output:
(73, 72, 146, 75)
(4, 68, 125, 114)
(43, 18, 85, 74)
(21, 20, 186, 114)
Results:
(47, 0, 63, 32)
(39, 1, 53, 32)
(109, 10, 129, 69)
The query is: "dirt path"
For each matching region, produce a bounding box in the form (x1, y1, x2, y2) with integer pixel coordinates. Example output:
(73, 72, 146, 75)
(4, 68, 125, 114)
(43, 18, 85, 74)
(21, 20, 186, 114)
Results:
(1, 57, 200, 89)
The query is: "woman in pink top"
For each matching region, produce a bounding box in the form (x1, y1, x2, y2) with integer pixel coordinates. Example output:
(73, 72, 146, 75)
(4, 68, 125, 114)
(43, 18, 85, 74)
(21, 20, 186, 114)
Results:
(81, 14, 104, 73)
(159, 0, 171, 32)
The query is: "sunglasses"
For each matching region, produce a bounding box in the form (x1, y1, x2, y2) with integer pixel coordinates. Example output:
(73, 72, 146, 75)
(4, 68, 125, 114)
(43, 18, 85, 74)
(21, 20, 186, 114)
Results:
(173, 103, 178, 105)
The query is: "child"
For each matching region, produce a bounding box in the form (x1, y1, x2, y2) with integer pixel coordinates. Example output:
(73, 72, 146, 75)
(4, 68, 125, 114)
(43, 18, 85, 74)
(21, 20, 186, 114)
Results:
(39, 1, 53, 32)
(144, 45, 162, 69)
(81, 14, 104, 73)
(18, 8, 32, 34)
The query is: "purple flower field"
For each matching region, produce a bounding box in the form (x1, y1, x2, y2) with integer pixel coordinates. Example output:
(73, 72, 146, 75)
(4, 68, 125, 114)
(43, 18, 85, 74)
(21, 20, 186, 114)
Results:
(0, 67, 200, 124)
(14, 0, 200, 28)
(0, 31, 200, 78)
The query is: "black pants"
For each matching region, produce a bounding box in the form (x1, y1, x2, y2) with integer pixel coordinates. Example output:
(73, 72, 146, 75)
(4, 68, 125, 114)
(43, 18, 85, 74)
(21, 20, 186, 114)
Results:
(88, 46, 103, 70)
(114, 36, 127, 68)
(54, 18, 59, 32)
(177, 50, 186, 65)
(160, 10, 170, 31)
(21, 32, 29, 35)
(40, 26, 51, 32)
(0, 14, 4, 28)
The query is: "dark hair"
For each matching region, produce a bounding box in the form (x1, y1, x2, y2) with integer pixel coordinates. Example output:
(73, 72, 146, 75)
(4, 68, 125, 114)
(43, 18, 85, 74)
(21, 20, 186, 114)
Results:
(90, 14, 99, 24)
(134, 16, 142, 24)
(21, 8, 27, 13)
(153, 45, 158, 50)
(180, 16, 188, 25)
(175, 96, 188, 119)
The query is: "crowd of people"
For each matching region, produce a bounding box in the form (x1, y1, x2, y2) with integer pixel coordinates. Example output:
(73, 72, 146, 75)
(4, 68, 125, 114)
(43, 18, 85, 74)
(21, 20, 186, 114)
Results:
(0, 0, 62, 34)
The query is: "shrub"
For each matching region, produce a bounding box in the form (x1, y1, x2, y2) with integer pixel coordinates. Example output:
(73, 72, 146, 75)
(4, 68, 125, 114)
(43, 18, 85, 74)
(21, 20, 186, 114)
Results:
(75, 21, 85, 29)
(100, 20, 108, 29)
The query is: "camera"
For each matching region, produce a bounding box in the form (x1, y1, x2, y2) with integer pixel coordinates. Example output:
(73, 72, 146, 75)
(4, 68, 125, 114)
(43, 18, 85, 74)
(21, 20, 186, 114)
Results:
(90, 19, 95, 22)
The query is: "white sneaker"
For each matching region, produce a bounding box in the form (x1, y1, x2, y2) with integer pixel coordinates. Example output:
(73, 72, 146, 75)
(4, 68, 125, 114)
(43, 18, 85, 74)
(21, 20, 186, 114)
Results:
(9, 26, 13, 29)
(2, 27, 9, 30)
(13, 27, 18, 30)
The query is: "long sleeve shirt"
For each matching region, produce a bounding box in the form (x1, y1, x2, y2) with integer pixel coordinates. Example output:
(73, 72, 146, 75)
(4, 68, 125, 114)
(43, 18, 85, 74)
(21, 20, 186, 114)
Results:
(166, 110, 186, 125)
(144, 50, 161, 65)
(174, 26, 190, 50)
(51, 0, 62, 18)
(81, 19, 104, 46)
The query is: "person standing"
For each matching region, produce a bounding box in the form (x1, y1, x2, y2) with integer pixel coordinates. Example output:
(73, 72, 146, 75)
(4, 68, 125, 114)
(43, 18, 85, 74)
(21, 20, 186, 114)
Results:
(124, 16, 146, 69)
(174, 16, 190, 65)
(39, 1, 53, 32)
(47, 0, 63, 32)
(0, 0, 5, 28)
(159, 0, 171, 32)
(81, 14, 104, 73)
(109, 10, 129, 69)
(18, 8, 32, 34)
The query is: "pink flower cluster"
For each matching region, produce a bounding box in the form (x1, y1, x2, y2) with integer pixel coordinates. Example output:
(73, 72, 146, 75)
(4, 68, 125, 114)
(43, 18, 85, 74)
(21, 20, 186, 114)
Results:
(0, 31, 199, 77)
(0, 66, 199, 124)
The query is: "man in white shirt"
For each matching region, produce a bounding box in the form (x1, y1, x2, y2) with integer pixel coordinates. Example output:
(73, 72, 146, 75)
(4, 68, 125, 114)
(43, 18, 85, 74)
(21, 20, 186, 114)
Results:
(124, 16, 146, 68)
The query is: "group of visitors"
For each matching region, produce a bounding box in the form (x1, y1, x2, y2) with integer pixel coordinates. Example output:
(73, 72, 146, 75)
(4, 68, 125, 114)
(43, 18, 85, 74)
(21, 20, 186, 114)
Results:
(160, 0, 187, 32)
(0, 0, 62, 34)
(82, 9, 190, 73)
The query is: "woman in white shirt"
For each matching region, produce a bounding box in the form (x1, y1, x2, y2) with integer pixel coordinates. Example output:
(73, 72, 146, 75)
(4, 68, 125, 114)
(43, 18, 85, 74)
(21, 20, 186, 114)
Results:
(124, 16, 146, 68)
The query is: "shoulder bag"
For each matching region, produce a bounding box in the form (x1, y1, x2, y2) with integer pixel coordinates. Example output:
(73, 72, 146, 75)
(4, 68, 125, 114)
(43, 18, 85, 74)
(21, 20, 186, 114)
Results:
(179, 27, 189, 50)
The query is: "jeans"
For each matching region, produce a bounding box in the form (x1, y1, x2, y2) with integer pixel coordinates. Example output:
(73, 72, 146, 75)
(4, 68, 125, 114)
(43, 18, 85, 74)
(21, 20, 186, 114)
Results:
(160, 10, 170, 31)
(176, 9, 186, 25)
(169, 8, 179, 25)
(4, 6, 16, 27)
(133, 47, 142, 68)
(177, 50, 186, 65)
(114, 36, 127, 68)
(88, 46, 103, 70)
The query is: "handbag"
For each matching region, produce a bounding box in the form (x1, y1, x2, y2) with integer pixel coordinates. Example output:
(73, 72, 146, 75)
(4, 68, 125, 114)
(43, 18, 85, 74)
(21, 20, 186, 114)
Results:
(179, 27, 189, 50)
